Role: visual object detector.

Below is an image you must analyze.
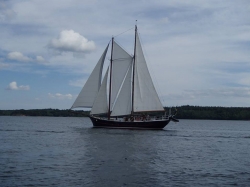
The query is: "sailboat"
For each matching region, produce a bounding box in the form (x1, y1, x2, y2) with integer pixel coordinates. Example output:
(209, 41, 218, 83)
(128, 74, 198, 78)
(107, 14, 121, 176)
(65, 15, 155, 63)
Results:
(71, 25, 178, 129)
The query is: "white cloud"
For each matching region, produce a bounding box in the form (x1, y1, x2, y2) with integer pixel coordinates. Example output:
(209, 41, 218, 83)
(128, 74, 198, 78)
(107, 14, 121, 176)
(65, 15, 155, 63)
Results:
(48, 30, 95, 54)
(7, 52, 31, 62)
(36, 55, 45, 63)
(48, 93, 72, 100)
(7, 52, 46, 63)
(6, 81, 30, 90)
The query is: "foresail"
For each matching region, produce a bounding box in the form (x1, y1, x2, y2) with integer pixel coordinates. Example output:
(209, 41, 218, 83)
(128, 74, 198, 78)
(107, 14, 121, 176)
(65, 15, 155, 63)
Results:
(111, 63, 132, 116)
(134, 32, 164, 112)
(111, 41, 133, 108)
(71, 44, 109, 109)
(91, 67, 109, 115)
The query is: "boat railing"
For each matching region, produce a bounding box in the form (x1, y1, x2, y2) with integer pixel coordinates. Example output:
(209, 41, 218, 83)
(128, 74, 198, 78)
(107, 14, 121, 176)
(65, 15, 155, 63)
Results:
(101, 115, 170, 122)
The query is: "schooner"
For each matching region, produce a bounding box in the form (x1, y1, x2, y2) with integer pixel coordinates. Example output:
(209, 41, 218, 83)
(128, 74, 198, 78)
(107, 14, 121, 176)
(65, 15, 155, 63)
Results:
(71, 25, 178, 129)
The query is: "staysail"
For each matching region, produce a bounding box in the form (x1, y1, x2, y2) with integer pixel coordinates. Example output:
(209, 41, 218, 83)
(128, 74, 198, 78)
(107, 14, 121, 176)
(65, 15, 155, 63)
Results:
(111, 63, 132, 116)
(71, 44, 109, 109)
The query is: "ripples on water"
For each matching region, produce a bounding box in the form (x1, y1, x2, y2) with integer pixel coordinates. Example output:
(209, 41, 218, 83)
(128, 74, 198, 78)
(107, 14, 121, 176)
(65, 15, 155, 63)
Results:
(0, 117, 250, 186)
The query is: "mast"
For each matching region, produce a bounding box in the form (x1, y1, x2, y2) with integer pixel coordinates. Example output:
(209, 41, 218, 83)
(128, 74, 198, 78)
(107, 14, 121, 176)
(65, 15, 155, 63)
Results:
(131, 23, 137, 116)
(108, 37, 114, 119)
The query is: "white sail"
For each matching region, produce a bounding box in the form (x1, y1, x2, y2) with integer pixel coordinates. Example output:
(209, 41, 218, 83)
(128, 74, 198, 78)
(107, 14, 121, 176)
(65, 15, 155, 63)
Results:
(71, 45, 109, 109)
(111, 41, 133, 108)
(91, 67, 109, 115)
(111, 63, 132, 116)
(133, 32, 164, 112)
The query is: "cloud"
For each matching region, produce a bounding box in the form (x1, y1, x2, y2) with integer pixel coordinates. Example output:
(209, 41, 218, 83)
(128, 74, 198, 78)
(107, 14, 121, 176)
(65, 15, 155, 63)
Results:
(6, 81, 30, 90)
(69, 79, 86, 87)
(0, 62, 10, 70)
(48, 30, 95, 54)
(7, 52, 31, 62)
(239, 77, 250, 86)
(0, 1, 16, 21)
(48, 93, 72, 100)
(36, 55, 45, 63)
(166, 87, 250, 101)
(7, 52, 46, 63)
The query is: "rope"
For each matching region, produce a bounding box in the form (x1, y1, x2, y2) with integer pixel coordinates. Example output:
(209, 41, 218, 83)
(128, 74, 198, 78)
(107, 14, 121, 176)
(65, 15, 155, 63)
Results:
(114, 27, 134, 38)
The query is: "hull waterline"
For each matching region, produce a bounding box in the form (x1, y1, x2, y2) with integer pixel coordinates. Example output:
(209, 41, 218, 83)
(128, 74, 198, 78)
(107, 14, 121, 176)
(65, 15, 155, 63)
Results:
(89, 116, 171, 129)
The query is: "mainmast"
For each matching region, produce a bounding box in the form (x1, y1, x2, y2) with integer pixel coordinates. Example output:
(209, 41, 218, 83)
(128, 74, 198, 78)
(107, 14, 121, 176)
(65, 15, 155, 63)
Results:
(131, 23, 137, 116)
(108, 37, 114, 120)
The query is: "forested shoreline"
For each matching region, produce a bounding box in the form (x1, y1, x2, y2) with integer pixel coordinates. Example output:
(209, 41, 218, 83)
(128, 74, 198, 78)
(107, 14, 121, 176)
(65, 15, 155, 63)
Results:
(0, 106, 250, 120)
(0, 109, 89, 117)
(175, 106, 250, 120)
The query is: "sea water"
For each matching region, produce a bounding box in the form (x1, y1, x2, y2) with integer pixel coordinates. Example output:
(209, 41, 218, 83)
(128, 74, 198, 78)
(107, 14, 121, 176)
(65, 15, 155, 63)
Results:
(0, 116, 249, 186)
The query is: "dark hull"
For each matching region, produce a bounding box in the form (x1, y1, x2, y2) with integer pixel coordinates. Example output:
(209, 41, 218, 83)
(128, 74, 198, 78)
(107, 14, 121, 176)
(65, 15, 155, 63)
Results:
(89, 116, 171, 129)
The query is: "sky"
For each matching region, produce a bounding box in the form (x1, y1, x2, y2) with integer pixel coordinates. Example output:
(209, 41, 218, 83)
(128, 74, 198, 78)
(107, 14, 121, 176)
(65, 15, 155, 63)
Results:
(0, 0, 250, 110)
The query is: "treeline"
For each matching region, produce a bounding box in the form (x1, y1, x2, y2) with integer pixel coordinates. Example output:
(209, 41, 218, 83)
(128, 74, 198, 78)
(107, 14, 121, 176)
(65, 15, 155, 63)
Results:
(0, 109, 89, 117)
(0, 106, 250, 120)
(174, 105, 250, 120)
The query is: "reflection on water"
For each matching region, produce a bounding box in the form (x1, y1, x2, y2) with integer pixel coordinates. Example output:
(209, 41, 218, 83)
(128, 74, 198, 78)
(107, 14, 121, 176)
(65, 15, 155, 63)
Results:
(0, 117, 250, 186)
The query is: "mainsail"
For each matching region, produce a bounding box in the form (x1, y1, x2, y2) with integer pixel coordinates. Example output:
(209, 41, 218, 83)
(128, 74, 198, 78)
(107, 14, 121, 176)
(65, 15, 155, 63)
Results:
(71, 44, 109, 109)
(133, 32, 164, 112)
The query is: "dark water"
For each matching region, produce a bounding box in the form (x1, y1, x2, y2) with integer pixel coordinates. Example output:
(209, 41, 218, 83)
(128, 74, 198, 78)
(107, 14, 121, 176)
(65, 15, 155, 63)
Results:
(0, 117, 250, 187)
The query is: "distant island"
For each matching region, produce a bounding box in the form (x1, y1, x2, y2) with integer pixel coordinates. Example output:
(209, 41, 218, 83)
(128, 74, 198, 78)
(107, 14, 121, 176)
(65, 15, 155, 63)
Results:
(0, 106, 250, 120)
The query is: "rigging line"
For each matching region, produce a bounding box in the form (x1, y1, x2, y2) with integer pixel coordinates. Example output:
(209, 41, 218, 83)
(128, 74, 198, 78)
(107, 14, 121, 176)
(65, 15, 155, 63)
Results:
(113, 27, 134, 38)
(116, 58, 132, 60)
